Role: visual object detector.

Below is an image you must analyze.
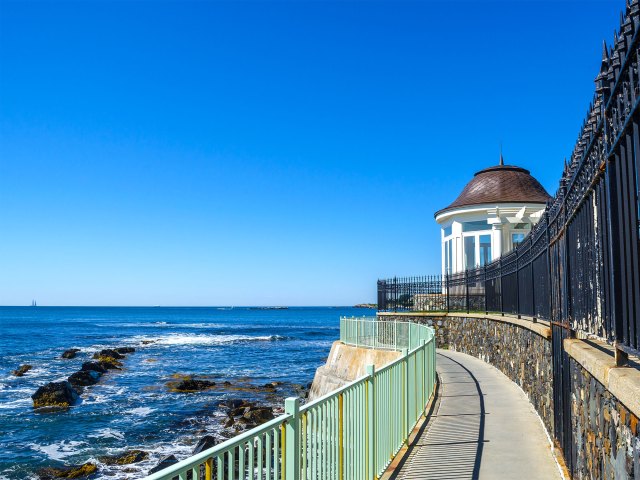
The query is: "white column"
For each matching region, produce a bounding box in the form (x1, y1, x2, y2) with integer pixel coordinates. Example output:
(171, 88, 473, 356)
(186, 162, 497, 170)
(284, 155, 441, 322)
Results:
(492, 223, 503, 259)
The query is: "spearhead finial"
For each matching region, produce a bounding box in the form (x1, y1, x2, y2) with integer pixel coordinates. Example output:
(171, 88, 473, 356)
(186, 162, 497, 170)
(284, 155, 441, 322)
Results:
(499, 144, 504, 166)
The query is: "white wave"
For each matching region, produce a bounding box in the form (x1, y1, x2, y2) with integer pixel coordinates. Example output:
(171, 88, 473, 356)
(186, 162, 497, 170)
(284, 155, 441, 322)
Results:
(30, 440, 87, 461)
(87, 428, 125, 441)
(126, 407, 155, 416)
(134, 333, 287, 346)
(0, 397, 32, 409)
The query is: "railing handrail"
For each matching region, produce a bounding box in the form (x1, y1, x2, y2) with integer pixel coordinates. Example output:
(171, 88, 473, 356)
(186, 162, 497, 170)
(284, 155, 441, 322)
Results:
(144, 414, 289, 480)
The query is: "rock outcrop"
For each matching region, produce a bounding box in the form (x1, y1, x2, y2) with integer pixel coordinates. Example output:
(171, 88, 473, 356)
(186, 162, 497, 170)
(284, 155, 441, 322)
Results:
(12, 364, 32, 376)
(168, 377, 216, 392)
(61, 349, 81, 359)
(37, 462, 97, 479)
(192, 435, 219, 455)
(67, 370, 101, 393)
(98, 449, 148, 465)
(32, 382, 79, 409)
(148, 455, 178, 475)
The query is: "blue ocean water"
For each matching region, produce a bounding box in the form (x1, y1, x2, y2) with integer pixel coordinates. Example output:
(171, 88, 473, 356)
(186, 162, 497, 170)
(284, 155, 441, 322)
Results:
(0, 306, 369, 479)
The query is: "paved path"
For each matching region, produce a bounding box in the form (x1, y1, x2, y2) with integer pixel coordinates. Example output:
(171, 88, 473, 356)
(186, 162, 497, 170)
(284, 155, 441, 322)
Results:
(393, 350, 561, 480)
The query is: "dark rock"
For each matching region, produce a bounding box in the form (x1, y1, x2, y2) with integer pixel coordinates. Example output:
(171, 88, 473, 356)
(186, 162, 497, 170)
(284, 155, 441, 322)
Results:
(218, 399, 247, 412)
(224, 417, 235, 428)
(61, 349, 81, 359)
(230, 403, 256, 417)
(93, 349, 124, 360)
(98, 449, 148, 465)
(12, 364, 32, 376)
(68, 370, 101, 389)
(241, 407, 274, 425)
(37, 462, 97, 479)
(115, 347, 135, 354)
(141, 340, 156, 345)
(81, 362, 107, 374)
(32, 382, 79, 409)
(92, 357, 122, 370)
(192, 435, 219, 455)
(148, 455, 178, 475)
(171, 379, 216, 392)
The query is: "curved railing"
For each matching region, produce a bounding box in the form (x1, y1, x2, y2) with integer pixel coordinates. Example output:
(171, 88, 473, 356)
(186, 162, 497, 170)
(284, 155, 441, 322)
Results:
(340, 316, 433, 351)
(145, 318, 436, 480)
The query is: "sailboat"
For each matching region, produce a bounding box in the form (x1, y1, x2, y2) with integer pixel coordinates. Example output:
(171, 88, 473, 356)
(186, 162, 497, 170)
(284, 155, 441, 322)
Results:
(31, 300, 37, 307)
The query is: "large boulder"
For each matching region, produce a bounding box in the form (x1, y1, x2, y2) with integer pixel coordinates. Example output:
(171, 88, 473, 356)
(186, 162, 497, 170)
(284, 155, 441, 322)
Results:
(218, 398, 248, 414)
(67, 370, 101, 390)
(170, 378, 216, 392)
(12, 364, 32, 376)
(80, 362, 107, 374)
(148, 455, 178, 475)
(37, 462, 97, 479)
(98, 449, 148, 465)
(32, 382, 79, 409)
(61, 349, 81, 359)
(114, 347, 135, 354)
(192, 435, 219, 455)
(93, 349, 124, 361)
(92, 357, 122, 370)
(240, 407, 274, 426)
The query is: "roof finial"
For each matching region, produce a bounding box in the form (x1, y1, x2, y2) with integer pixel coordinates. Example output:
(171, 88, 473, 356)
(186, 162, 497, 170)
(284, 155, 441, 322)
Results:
(499, 143, 504, 166)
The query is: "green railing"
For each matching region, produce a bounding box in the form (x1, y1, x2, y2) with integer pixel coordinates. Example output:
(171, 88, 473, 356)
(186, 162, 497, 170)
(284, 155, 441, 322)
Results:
(145, 318, 436, 480)
(340, 316, 431, 351)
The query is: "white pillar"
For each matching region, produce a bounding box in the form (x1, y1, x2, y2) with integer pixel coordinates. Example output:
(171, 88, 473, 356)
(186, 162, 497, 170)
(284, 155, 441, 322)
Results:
(492, 223, 503, 259)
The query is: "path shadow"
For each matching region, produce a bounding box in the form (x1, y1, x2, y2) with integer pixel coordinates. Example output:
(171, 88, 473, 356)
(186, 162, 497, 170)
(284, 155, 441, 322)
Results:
(390, 352, 487, 480)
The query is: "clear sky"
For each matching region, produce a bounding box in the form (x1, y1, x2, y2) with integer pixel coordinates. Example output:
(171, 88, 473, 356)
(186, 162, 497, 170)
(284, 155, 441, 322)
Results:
(0, 0, 623, 306)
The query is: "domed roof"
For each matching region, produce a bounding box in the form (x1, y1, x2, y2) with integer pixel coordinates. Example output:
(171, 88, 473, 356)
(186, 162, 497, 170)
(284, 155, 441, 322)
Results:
(435, 161, 551, 217)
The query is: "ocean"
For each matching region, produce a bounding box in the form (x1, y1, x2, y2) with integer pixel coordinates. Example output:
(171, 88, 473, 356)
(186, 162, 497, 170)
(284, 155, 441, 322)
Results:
(0, 306, 370, 479)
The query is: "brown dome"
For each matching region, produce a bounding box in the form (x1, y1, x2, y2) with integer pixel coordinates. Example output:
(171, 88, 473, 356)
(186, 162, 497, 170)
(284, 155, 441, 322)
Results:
(435, 164, 551, 217)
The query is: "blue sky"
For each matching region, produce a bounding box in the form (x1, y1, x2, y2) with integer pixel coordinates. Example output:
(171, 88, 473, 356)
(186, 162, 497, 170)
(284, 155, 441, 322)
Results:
(0, 0, 623, 306)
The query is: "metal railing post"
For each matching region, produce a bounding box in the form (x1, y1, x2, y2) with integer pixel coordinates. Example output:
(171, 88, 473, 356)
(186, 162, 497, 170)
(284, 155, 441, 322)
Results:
(499, 259, 504, 316)
(402, 348, 409, 444)
(465, 269, 470, 314)
(394, 320, 398, 351)
(285, 398, 300, 480)
(484, 265, 488, 315)
(338, 393, 344, 480)
(366, 364, 376, 480)
(445, 273, 450, 312)
(421, 339, 427, 412)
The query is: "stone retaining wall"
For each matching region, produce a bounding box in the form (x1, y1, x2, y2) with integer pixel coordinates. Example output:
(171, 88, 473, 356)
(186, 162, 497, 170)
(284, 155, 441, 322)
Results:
(570, 356, 640, 479)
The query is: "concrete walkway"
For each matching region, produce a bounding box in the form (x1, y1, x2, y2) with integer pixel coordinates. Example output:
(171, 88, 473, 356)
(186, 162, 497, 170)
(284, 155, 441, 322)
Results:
(393, 350, 561, 480)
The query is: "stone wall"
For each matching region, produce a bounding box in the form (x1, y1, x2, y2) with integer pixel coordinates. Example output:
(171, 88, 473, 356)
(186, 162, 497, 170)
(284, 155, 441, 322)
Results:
(570, 357, 640, 479)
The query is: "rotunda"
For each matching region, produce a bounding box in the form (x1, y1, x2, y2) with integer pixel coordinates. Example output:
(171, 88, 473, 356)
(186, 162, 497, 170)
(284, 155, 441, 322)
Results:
(434, 155, 551, 275)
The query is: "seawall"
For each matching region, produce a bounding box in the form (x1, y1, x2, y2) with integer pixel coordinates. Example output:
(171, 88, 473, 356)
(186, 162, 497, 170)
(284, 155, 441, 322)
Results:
(308, 341, 401, 400)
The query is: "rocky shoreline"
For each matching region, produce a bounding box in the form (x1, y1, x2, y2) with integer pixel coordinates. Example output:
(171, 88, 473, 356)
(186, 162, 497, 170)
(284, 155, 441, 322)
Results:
(13, 340, 310, 479)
